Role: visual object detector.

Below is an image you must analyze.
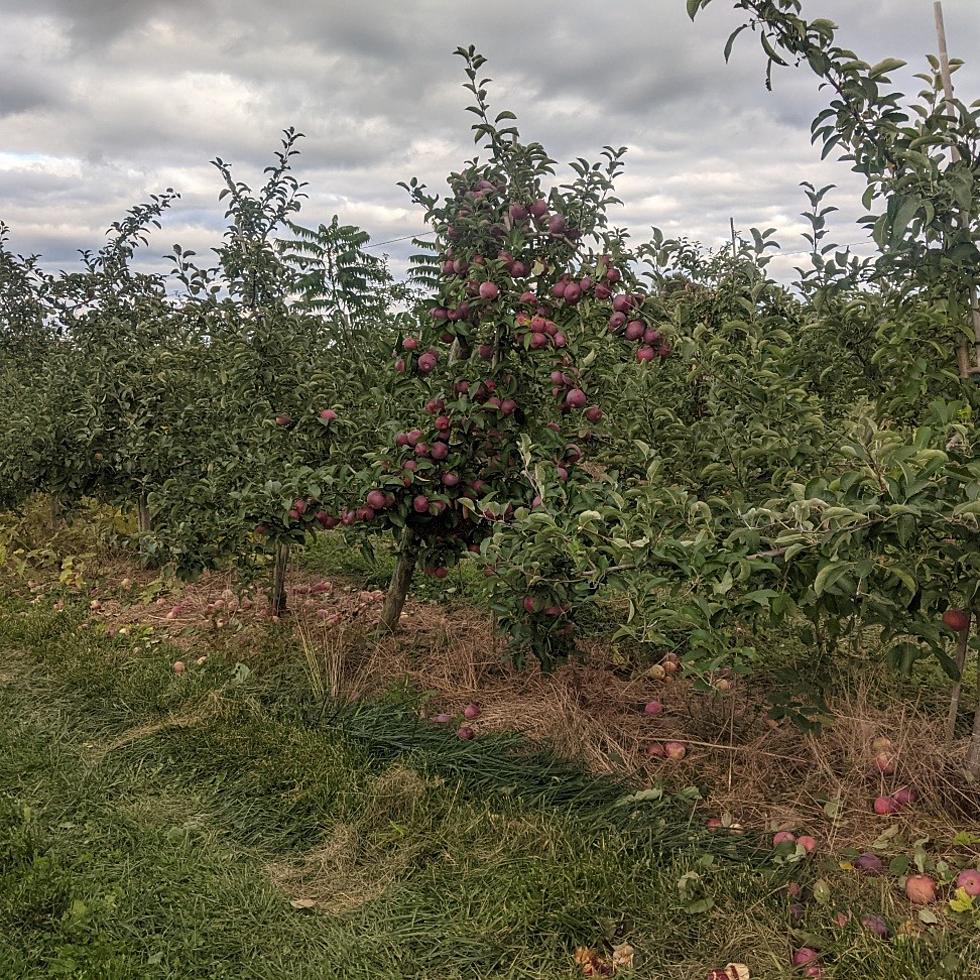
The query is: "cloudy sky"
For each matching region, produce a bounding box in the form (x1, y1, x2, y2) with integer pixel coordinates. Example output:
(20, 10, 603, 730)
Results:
(2, 0, 978, 283)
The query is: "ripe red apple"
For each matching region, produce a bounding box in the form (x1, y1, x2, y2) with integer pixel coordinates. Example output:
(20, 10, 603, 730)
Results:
(797, 835, 817, 854)
(565, 388, 587, 409)
(892, 786, 916, 808)
(319, 408, 337, 421)
(645, 743, 665, 758)
(955, 869, 980, 897)
(791, 948, 820, 968)
(394, 358, 406, 374)
(508, 203, 528, 220)
(457, 725, 475, 740)
(365, 490, 386, 510)
(402, 337, 419, 351)
(430, 442, 449, 461)
(855, 852, 885, 876)
(418, 352, 437, 374)
(905, 874, 937, 904)
(643, 700, 664, 716)
(528, 198, 548, 217)
(547, 214, 567, 235)
(861, 915, 890, 939)
(664, 741, 686, 761)
(522, 595, 537, 614)
(479, 281, 499, 301)
(584, 405, 603, 423)
(943, 608, 970, 631)
(463, 703, 481, 720)
(624, 320, 645, 341)
(563, 283, 581, 304)
(874, 795, 898, 816)
(772, 831, 796, 847)
(433, 566, 448, 579)
(412, 495, 429, 514)
(608, 312, 627, 332)
(636, 346, 656, 363)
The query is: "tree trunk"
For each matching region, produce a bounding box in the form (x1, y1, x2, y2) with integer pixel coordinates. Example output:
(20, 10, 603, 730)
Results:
(968, 617, 980, 778)
(968, 663, 980, 779)
(137, 493, 151, 534)
(945, 611, 972, 742)
(47, 495, 62, 533)
(271, 541, 290, 616)
(380, 526, 417, 633)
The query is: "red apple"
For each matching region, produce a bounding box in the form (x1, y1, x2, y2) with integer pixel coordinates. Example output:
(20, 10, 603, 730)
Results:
(874, 795, 898, 816)
(892, 786, 917, 808)
(791, 948, 820, 968)
(943, 608, 970, 631)
(664, 741, 686, 761)
(955, 869, 980, 897)
(643, 700, 664, 716)
(905, 874, 937, 904)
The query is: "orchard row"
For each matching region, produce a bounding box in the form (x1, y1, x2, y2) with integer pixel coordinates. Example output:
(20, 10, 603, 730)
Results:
(1, 30, 979, 769)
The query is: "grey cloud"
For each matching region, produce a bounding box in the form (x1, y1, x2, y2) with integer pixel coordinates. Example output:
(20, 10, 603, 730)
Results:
(0, 0, 977, 282)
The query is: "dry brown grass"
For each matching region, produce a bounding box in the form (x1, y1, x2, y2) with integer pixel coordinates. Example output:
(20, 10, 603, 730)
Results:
(33, 557, 980, 855)
(266, 766, 439, 914)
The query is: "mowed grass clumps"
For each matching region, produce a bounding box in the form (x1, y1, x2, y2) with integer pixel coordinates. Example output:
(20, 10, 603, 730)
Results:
(0, 603, 976, 979)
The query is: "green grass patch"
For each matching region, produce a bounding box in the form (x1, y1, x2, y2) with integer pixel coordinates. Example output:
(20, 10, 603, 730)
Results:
(0, 601, 976, 979)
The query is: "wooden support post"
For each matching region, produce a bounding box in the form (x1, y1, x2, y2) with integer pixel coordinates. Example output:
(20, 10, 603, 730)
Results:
(934, 1, 980, 377)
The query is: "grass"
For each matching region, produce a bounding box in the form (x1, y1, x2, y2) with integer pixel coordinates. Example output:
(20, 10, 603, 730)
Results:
(0, 581, 978, 977)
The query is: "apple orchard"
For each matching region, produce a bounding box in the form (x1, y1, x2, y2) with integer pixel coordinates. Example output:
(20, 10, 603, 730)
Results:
(2, 0, 980, 789)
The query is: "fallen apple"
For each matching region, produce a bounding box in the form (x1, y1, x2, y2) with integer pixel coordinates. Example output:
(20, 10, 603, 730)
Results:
(955, 869, 980, 897)
(905, 874, 937, 905)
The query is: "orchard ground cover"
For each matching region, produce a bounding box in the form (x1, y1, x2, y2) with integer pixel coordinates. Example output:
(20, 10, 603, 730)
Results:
(0, 507, 978, 979)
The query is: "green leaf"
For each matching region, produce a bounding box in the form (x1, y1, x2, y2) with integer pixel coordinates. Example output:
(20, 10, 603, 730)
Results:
(869, 58, 907, 79)
(724, 24, 747, 62)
